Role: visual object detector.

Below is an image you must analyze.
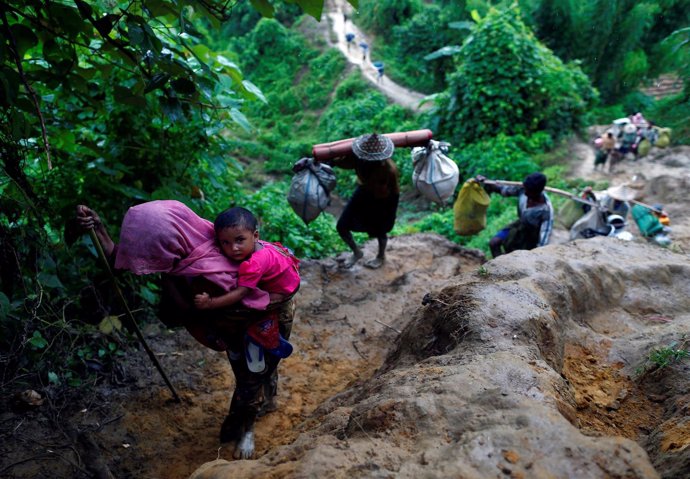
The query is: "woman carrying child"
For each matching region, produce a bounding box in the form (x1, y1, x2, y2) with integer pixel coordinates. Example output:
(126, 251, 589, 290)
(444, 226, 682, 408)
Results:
(74, 201, 299, 460)
(193, 207, 300, 457)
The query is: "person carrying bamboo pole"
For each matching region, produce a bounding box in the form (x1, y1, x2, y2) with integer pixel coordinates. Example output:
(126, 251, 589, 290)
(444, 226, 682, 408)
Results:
(476, 172, 554, 258)
(317, 133, 400, 269)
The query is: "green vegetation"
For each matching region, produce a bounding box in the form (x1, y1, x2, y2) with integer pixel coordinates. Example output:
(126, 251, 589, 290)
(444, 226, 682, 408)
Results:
(437, 7, 596, 144)
(635, 338, 689, 378)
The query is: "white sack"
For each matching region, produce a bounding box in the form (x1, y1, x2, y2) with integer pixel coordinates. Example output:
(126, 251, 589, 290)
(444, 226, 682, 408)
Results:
(411, 140, 459, 204)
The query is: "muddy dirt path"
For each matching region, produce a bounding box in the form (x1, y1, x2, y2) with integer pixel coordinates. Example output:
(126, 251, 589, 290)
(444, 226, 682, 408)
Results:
(0, 235, 483, 479)
(565, 136, 690, 252)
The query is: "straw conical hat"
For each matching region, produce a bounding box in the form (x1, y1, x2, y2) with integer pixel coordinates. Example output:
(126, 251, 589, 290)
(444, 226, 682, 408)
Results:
(352, 133, 395, 162)
(606, 184, 639, 201)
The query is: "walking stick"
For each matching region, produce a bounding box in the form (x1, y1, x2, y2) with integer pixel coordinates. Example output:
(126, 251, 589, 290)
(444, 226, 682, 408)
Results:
(484, 180, 663, 213)
(89, 230, 181, 403)
(484, 180, 600, 208)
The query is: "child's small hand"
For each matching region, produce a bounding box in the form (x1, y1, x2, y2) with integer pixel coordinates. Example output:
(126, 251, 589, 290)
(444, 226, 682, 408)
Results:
(194, 293, 213, 309)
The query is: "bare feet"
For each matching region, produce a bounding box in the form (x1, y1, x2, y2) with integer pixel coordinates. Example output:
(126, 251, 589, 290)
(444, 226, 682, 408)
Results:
(340, 250, 363, 269)
(233, 431, 255, 460)
(363, 257, 384, 269)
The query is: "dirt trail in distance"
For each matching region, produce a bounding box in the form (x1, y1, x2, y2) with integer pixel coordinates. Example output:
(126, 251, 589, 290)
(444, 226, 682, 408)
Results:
(325, 0, 430, 112)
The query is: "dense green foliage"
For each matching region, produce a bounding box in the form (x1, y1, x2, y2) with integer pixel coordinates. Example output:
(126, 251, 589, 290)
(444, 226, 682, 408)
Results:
(437, 7, 596, 144)
(0, 0, 355, 389)
(526, 0, 690, 101)
(355, 0, 470, 93)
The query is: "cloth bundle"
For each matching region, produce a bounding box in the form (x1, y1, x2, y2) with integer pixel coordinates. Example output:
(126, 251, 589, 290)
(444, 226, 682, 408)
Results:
(411, 140, 459, 204)
(288, 158, 337, 224)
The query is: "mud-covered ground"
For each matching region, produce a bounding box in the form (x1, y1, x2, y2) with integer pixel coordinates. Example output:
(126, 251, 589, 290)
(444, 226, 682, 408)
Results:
(1, 142, 689, 479)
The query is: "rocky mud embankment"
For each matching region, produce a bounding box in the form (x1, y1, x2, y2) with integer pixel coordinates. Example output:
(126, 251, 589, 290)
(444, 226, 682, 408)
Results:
(191, 237, 690, 479)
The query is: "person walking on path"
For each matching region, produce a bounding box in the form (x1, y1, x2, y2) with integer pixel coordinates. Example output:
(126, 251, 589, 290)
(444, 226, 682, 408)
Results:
(346, 32, 355, 51)
(317, 133, 400, 269)
(373, 61, 384, 83)
(359, 41, 369, 62)
(73, 202, 298, 459)
(476, 173, 554, 258)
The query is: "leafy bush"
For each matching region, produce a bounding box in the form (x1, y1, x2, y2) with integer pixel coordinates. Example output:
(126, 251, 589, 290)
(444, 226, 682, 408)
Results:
(649, 93, 690, 144)
(355, 0, 422, 36)
(438, 7, 597, 144)
(317, 73, 417, 140)
(452, 132, 552, 181)
(383, 4, 468, 93)
(528, 0, 690, 102)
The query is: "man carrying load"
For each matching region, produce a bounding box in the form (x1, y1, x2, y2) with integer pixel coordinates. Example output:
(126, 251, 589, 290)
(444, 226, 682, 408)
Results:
(476, 173, 553, 258)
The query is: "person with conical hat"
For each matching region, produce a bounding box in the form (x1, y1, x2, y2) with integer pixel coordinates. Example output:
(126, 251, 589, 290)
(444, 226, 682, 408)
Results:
(319, 133, 399, 269)
(598, 183, 640, 221)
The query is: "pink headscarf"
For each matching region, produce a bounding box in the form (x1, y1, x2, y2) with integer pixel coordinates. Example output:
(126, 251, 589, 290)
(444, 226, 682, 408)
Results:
(114, 200, 269, 309)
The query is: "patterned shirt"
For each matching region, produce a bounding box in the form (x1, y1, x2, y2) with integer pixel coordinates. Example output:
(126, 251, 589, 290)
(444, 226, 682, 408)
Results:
(498, 185, 554, 247)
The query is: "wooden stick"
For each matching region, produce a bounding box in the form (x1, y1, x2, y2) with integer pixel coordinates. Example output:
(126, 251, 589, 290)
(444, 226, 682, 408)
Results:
(484, 180, 663, 213)
(374, 319, 401, 334)
(89, 230, 181, 403)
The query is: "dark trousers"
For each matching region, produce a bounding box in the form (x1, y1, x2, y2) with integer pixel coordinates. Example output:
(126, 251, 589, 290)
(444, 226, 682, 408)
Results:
(220, 300, 295, 442)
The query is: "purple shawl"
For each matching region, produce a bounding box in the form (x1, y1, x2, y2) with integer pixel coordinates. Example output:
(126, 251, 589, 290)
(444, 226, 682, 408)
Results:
(114, 200, 269, 309)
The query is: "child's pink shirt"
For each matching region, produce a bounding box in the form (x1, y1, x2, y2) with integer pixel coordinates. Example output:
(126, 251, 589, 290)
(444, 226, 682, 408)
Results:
(237, 241, 300, 296)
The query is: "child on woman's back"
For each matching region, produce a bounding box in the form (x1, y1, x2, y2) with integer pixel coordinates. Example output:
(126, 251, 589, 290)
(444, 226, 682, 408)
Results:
(194, 207, 300, 354)
(194, 207, 299, 308)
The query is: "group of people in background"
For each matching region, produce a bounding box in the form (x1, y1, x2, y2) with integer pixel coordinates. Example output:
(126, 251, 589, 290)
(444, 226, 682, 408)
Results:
(593, 111, 660, 173)
(344, 31, 384, 82)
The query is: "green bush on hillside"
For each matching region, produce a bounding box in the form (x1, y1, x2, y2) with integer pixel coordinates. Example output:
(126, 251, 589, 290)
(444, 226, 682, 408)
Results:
(452, 132, 552, 181)
(355, 0, 422, 36)
(438, 7, 597, 144)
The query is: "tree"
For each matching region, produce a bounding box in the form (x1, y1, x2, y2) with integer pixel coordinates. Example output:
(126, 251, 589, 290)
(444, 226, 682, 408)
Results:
(436, 6, 596, 144)
(527, 0, 690, 101)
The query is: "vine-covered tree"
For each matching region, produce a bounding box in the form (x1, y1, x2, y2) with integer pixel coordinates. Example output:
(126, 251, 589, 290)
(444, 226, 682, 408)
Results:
(437, 6, 596, 144)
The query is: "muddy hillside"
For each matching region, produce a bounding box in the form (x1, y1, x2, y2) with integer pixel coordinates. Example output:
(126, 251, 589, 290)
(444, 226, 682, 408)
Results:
(2, 145, 689, 479)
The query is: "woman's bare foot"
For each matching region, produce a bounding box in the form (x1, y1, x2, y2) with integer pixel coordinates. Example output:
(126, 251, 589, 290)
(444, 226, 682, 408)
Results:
(233, 430, 255, 459)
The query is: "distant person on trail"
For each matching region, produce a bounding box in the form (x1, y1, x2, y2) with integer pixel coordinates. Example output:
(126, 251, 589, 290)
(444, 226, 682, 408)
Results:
(73, 201, 298, 460)
(317, 133, 400, 269)
(476, 173, 553, 258)
(619, 123, 639, 158)
(345, 32, 355, 51)
(373, 61, 384, 83)
(594, 131, 615, 171)
(359, 41, 369, 62)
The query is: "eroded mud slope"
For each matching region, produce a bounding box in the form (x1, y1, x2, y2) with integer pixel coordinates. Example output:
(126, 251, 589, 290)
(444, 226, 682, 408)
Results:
(192, 238, 690, 479)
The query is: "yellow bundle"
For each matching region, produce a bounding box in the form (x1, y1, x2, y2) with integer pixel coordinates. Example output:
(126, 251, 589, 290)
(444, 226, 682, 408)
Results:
(453, 180, 491, 235)
(557, 199, 585, 229)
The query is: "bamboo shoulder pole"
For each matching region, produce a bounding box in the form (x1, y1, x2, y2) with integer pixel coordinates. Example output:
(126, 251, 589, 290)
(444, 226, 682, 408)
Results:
(483, 180, 662, 213)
